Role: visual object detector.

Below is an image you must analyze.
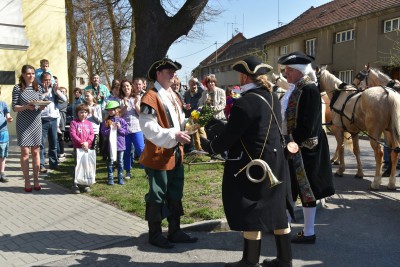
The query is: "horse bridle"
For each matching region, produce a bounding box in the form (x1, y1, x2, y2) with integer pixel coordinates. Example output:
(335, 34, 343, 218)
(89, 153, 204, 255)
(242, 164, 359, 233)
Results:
(354, 70, 369, 87)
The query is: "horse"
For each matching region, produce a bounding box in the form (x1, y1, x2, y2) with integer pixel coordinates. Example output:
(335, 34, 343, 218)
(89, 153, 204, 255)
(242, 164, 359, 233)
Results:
(353, 64, 400, 90)
(268, 75, 287, 100)
(317, 65, 400, 190)
(353, 64, 400, 176)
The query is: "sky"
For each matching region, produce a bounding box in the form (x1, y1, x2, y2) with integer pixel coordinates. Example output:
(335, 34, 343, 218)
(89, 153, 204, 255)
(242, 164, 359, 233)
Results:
(167, 0, 332, 84)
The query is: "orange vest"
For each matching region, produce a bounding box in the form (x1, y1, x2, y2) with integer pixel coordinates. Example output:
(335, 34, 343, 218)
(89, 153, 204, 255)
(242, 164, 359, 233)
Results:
(139, 88, 184, 170)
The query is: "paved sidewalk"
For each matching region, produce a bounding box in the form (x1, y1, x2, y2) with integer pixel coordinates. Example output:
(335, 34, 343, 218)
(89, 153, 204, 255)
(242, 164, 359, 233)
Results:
(1, 135, 400, 267)
(0, 137, 148, 267)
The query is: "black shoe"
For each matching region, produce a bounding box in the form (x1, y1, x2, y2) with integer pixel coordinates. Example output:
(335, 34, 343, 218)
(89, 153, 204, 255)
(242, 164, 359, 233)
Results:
(149, 234, 174, 249)
(262, 258, 292, 267)
(291, 231, 316, 244)
(225, 259, 260, 267)
(168, 229, 198, 243)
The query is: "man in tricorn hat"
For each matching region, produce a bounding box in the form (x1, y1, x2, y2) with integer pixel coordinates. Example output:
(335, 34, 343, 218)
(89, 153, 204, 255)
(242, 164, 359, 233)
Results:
(201, 56, 294, 267)
(278, 51, 334, 245)
(139, 58, 198, 249)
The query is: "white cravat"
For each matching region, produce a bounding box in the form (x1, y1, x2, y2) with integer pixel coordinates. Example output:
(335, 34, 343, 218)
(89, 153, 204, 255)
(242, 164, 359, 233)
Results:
(281, 83, 296, 135)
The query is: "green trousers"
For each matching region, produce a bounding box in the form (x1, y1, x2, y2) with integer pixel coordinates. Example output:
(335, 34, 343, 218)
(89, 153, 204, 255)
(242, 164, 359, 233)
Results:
(145, 163, 185, 204)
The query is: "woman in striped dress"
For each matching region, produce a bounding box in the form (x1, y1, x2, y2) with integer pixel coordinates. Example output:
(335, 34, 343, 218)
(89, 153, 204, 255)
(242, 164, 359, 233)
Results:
(12, 65, 45, 192)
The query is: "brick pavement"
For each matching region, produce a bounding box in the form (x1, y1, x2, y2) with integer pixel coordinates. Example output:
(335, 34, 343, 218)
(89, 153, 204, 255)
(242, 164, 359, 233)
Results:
(0, 137, 148, 267)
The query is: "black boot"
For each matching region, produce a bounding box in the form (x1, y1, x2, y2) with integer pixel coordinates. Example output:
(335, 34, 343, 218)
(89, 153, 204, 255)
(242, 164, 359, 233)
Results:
(262, 234, 292, 267)
(225, 238, 261, 267)
(146, 202, 174, 249)
(167, 199, 198, 243)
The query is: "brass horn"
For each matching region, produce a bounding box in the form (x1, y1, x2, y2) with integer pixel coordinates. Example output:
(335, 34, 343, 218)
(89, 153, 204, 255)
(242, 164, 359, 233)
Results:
(245, 159, 282, 188)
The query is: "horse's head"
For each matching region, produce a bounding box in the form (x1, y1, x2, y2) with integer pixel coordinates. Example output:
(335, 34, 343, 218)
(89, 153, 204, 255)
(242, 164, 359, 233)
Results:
(316, 65, 342, 96)
(272, 72, 289, 90)
(353, 69, 369, 88)
(272, 73, 280, 83)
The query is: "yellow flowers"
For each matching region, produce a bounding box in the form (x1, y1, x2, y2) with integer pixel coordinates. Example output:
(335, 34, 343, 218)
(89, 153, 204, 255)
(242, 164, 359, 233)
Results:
(191, 110, 201, 121)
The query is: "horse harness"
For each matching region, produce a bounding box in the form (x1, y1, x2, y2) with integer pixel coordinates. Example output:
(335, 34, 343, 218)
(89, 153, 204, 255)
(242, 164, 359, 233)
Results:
(329, 83, 363, 135)
(331, 85, 400, 150)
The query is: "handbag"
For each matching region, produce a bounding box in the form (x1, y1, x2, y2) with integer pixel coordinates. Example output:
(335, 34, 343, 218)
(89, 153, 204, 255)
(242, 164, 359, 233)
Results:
(74, 148, 96, 186)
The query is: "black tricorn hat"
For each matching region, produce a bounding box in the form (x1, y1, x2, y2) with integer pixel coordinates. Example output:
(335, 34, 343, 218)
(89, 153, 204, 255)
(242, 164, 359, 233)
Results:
(232, 56, 273, 76)
(278, 51, 315, 65)
(147, 58, 182, 81)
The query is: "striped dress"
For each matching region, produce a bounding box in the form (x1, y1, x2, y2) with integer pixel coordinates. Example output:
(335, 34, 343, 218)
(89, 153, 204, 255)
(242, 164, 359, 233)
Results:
(12, 85, 43, 146)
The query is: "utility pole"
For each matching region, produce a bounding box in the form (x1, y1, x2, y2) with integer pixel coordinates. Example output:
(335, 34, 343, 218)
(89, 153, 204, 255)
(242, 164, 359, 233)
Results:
(86, 0, 92, 77)
(215, 41, 218, 63)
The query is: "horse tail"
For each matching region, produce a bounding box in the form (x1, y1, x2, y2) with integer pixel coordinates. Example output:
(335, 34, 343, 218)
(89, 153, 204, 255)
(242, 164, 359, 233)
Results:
(388, 90, 400, 147)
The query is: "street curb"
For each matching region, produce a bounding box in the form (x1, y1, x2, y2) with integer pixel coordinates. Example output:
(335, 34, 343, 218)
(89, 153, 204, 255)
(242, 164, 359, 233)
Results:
(182, 199, 326, 232)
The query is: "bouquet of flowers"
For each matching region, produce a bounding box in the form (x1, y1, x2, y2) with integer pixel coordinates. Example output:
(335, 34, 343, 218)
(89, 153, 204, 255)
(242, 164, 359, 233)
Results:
(185, 104, 214, 134)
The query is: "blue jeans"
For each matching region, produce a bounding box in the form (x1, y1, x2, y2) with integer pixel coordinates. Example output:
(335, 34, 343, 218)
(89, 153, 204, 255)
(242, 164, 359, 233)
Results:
(124, 132, 145, 172)
(40, 118, 58, 169)
(107, 151, 124, 179)
(384, 145, 400, 166)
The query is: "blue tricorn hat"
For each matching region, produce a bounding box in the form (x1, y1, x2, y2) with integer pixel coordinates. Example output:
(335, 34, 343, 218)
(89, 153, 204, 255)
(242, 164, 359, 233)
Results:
(147, 58, 182, 81)
(278, 51, 315, 65)
(232, 56, 273, 76)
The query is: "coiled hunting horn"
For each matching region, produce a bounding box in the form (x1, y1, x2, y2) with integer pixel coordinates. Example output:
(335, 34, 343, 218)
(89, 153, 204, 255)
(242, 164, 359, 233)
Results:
(233, 92, 299, 188)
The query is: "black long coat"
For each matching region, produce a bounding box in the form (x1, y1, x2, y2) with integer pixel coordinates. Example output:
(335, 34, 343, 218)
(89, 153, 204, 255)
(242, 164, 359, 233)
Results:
(287, 80, 335, 201)
(210, 87, 292, 231)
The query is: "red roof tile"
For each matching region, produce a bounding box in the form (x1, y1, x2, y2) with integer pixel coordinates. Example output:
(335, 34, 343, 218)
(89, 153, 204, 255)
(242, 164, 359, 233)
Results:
(268, 0, 400, 43)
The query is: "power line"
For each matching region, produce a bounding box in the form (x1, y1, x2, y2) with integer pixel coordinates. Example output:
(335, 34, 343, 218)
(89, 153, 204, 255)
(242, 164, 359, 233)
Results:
(174, 43, 216, 59)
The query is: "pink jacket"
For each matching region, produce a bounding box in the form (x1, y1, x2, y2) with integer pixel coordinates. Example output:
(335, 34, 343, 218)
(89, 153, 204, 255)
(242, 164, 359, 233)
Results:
(70, 118, 94, 149)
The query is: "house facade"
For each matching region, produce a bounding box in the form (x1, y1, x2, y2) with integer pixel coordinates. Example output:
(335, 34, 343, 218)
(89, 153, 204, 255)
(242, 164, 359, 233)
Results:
(0, 0, 68, 134)
(195, 0, 400, 88)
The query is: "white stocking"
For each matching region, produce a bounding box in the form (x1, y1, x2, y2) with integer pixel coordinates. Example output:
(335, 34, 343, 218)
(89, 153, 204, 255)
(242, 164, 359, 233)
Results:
(302, 206, 316, 236)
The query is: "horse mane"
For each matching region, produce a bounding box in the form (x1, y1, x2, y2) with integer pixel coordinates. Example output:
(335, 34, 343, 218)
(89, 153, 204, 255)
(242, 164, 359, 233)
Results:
(369, 68, 391, 85)
(319, 69, 343, 93)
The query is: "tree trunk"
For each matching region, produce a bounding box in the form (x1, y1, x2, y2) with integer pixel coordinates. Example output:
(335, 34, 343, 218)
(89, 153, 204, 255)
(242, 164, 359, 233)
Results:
(131, 0, 209, 78)
(66, 0, 78, 100)
(106, 0, 122, 80)
(121, 2, 136, 79)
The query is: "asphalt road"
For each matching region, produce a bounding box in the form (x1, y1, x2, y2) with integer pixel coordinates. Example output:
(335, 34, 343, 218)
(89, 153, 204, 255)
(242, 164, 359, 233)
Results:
(45, 135, 400, 267)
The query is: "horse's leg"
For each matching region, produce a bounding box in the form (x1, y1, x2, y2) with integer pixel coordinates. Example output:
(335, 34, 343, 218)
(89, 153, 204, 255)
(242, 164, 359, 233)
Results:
(330, 125, 340, 165)
(388, 145, 398, 190)
(334, 128, 345, 177)
(369, 138, 384, 190)
(382, 132, 392, 177)
(351, 134, 363, 178)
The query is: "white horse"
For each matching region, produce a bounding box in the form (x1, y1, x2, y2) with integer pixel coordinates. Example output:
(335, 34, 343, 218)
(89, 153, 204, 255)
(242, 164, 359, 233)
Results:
(353, 64, 400, 90)
(317, 66, 400, 190)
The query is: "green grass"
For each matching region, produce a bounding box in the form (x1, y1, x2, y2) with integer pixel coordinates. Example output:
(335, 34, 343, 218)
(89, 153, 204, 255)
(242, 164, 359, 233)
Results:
(47, 154, 225, 225)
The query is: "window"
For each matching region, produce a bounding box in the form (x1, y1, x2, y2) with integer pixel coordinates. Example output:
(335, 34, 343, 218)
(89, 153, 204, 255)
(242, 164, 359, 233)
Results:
(338, 70, 353, 84)
(306, 39, 316, 57)
(335, 29, 355, 43)
(280, 45, 288, 55)
(384, 17, 400, 33)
